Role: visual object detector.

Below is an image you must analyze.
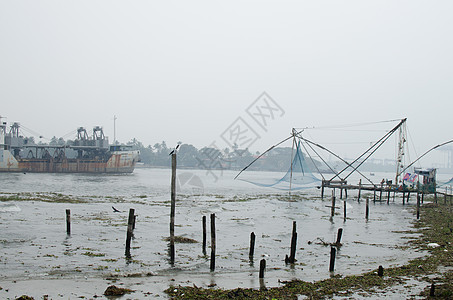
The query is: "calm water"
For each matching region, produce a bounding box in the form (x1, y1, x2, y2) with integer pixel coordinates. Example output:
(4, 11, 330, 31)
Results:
(0, 168, 426, 298)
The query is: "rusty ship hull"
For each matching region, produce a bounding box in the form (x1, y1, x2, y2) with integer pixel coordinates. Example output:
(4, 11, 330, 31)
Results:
(0, 149, 138, 173)
(0, 119, 140, 174)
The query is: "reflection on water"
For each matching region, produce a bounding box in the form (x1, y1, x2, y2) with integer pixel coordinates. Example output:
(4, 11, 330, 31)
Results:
(0, 168, 426, 297)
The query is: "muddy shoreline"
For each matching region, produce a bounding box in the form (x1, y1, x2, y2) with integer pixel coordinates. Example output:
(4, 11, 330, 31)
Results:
(0, 169, 450, 299)
(0, 192, 441, 299)
(166, 200, 453, 299)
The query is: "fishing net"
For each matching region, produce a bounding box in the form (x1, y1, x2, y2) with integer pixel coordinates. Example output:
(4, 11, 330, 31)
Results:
(239, 141, 322, 190)
(437, 177, 453, 187)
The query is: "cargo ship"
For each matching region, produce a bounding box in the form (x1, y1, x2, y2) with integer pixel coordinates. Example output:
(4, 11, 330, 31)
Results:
(0, 118, 140, 173)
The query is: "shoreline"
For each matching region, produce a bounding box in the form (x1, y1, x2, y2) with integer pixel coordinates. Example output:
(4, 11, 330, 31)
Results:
(0, 191, 450, 299)
(166, 199, 453, 299)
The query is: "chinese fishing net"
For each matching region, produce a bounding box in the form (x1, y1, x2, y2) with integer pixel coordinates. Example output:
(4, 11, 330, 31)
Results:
(239, 141, 322, 190)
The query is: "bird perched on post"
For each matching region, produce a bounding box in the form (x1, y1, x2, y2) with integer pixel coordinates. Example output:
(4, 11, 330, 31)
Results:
(169, 144, 180, 155)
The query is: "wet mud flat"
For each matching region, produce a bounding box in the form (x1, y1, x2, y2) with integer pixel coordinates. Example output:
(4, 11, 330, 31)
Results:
(0, 187, 433, 299)
(166, 200, 453, 299)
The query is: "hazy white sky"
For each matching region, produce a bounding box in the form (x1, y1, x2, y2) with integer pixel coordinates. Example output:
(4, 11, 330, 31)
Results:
(1, 1, 452, 165)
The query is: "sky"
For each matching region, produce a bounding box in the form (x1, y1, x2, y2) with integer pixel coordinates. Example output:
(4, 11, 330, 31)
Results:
(1, 1, 452, 167)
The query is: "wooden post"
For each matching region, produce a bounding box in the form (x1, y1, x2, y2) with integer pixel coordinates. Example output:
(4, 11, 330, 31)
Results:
(387, 190, 390, 204)
(373, 188, 376, 203)
(329, 246, 336, 272)
(202, 216, 207, 255)
(343, 200, 347, 221)
(378, 265, 384, 277)
(66, 209, 71, 235)
(259, 259, 266, 278)
(345, 188, 348, 199)
(170, 153, 177, 263)
(421, 192, 424, 204)
(417, 194, 421, 220)
(321, 181, 325, 199)
(402, 192, 406, 205)
(249, 232, 256, 258)
(289, 221, 297, 264)
(125, 208, 135, 257)
(358, 179, 362, 201)
(340, 188, 343, 199)
(365, 198, 369, 220)
(210, 213, 216, 271)
(335, 228, 343, 246)
(331, 191, 336, 218)
(430, 283, 435, 296)
(379, 183, 383, 201)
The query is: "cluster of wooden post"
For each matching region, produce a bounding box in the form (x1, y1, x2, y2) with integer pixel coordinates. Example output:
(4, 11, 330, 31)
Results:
(201, 213, 217, 271)
(329, 228, 343, 272)
(248, 232, 266, 278)
(65, 204, 404, 281)
(64, 207, 138, 257)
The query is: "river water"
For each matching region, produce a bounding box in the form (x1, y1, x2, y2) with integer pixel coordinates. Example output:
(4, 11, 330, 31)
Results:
(0, 168, 427, 299)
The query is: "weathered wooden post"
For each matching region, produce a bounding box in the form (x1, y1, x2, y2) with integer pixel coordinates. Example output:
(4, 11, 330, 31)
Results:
(379, 182, 383, 201)
(343, 200, 347, 221)
(321, 180, 325, 199)
(365, 198, 369, 220)
(358, 179, 362, 201)
(335, 228, 343, 246)
(210, 213, 216, 271)
(125, 208, 135, 258)
(417, 194, 421, 220)
(132, 214, 136, 230)
(402, 191, 406, 205)
(407, 191, 410, 203)
(66, 209, 71, 235)
(259, 259, 266, 278)
(329, 246, 336, 272)
(331, 191, 336, 218)
(170, 153, 177, 263)
(202, 215, 207, 255)
(378, 265, 384, 277)
(430, 283, 435, 296)
(288, 221, 297, 264)
(387, 190, 391, 204)
(249, 232, 256, 259)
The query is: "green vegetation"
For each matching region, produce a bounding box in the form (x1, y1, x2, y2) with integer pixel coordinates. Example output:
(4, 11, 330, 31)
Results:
(127, 139, 321, 172)
(104, 285, 134, 296)
(165, 200, 453, 299)
(0, 192, 89, 203)
(164, 236, 198, 244)
(81, 251, 105, 257)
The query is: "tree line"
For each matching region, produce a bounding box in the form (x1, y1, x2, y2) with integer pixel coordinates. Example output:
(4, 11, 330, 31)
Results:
(125, 139, 312, 172)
